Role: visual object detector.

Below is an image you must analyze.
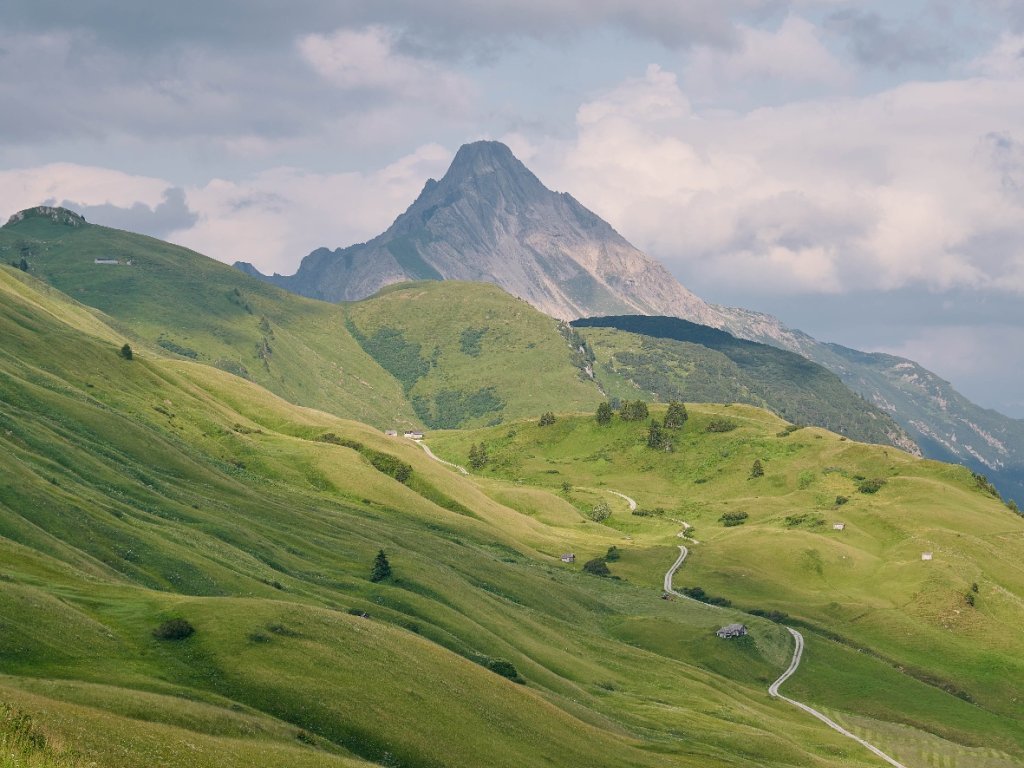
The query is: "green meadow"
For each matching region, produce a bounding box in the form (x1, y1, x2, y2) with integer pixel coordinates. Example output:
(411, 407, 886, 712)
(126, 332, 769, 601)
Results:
(1, 211, 1022, 767)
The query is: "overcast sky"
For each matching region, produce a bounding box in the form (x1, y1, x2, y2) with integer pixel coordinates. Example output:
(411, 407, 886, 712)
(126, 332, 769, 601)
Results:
(3, 1, 1024, 417)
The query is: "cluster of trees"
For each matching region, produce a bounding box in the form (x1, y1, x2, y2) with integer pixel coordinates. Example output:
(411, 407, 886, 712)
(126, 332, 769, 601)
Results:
(9, 257, 28, 272)
(538, 411, 556, 426)
(619, 400, 649, 422)
(317, 433, 413, 484)
(468, 442, 489, 469)
(647, 402, 687, 451)
(595, 400, 689, 452)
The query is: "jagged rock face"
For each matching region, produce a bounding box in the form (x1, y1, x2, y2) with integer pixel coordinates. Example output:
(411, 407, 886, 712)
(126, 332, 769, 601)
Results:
(243, 141, 723, 325)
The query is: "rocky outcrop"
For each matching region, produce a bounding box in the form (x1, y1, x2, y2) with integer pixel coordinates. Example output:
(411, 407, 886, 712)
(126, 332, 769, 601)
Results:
(5, 206, 87, 228)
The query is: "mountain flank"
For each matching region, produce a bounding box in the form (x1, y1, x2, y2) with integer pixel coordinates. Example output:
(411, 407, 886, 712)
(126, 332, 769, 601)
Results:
(236, 142, 1023, 502)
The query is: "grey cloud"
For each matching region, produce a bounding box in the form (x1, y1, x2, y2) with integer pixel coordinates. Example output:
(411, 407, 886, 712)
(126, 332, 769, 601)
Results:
(55, 187, 198, 238)
(2, 0, 781, 55)
(983, 131, 1024, 203)
(825, 10, 951, 70)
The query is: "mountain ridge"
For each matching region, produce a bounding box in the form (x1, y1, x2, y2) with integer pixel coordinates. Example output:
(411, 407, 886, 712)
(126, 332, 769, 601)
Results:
(236, 141, 1023, 501)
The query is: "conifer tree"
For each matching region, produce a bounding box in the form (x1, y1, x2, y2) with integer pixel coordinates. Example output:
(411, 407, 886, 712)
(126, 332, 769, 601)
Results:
(370, 549, 392, 582)
(750, 459, 764, 478)
(120, 343, 133, 360)
(596, 401, 612, 425)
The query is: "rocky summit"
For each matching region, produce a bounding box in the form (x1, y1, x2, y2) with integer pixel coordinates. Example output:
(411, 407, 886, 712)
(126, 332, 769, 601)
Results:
(238, 140, 722, 325)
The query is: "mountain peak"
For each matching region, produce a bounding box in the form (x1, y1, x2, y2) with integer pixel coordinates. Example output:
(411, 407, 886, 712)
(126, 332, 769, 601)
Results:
(441, 140, 541, 189)
(5, 205, 87, 229)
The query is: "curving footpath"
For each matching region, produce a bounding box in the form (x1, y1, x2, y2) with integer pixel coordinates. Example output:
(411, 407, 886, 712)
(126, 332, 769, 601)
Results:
(664, 545, 907, 767)
(609, 490, 637, 511)
(413, 439, 468, 475)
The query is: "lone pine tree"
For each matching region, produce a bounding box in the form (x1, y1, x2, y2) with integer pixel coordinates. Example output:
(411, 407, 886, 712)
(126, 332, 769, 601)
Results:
(370, 549, 392, 582)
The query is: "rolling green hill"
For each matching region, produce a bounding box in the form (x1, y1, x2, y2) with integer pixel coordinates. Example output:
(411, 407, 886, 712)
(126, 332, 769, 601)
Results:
(345, 281, 601, 429)
(0, 209, 605, 432)
(3, 215, 1024, 767)
(2, 263, 908, 768)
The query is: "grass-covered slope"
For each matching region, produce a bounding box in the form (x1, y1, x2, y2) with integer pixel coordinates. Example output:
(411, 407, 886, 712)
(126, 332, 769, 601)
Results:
(0, 265, 909, 768)
(1, 210, 607, 433)
(573, 315, 915, 451)
(0, 207, 417, 429)
(345, 281, 601, 428)
(430, 406, 1024, 766)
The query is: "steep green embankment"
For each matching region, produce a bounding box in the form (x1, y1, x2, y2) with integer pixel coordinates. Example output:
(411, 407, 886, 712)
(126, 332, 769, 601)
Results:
(0, 265, 906, 768)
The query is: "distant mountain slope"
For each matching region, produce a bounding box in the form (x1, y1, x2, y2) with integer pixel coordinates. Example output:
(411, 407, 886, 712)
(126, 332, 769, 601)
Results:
(572, 315, 915, 450)
(820, 343, 1024, 503)
(237, 141, 1023, 501)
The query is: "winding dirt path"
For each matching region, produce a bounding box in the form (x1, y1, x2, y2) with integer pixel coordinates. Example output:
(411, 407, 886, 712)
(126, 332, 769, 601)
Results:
(413, 439, 468, 475)
(609, 490, 637, 511)
(663, 546, 908, 767)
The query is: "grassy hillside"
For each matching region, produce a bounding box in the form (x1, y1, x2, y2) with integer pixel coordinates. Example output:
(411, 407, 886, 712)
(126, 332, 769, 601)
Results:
(1, 211, 607, 433)
(4, 219, 1024, 767)
(0, 264, 917, 767)
(430, 406, 1024, 765)
(0, 208, 417, 429)
(573, 315, 914, 450)
(345, 281, 601, 428)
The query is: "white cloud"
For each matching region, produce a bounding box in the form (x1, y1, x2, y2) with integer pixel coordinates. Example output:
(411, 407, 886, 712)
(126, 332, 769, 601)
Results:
(298, 26, 472, 109)
(969, 32, 1024, 79)
(174, 143, 452, 272)
(684, 15, 849, 98)
(538, 52, 1024, 297)
(0, 145, 452, 274)
(0, 164, 169, 222)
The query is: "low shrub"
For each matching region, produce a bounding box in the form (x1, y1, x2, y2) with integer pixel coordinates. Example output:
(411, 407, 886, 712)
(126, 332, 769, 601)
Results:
(705, 418, 738, 433)
(682, 586, 731, 607)
(583, 558, 611, 576)
(719, 511, 749, 527)
(857, 478, 886, 494)
(153, 618, 195, 641)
